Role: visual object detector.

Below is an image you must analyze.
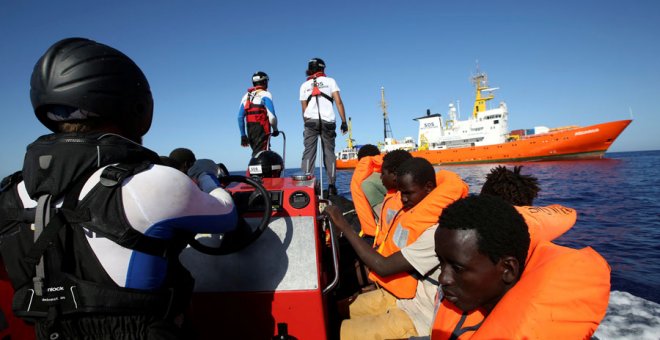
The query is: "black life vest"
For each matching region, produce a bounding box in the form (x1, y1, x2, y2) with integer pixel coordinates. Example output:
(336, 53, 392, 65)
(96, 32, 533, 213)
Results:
(0, 132, 192, 323)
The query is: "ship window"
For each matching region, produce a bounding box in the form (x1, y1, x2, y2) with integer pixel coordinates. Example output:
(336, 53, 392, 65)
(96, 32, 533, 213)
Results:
(494, 120, 499, 124)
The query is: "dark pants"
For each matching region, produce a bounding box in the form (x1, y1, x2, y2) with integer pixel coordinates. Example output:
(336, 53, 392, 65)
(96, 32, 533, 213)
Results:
(301, 119, 336, 185)
(247, 122, 270, 157)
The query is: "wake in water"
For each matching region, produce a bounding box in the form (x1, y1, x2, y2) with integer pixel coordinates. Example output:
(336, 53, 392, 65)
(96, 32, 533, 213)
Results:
(594, 291, 660, 340)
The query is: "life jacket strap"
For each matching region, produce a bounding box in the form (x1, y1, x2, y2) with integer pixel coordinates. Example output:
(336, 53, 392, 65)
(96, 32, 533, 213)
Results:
(29, 169, 95, 296)
(0, 171, 22, 193)
(305, 77, 334, 105)
(13, 274, 178, 320)
(99, 162, 183, 258)
(99, 161, 152, 187)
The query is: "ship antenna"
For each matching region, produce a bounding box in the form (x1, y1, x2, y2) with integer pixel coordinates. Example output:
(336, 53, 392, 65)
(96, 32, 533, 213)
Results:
(381, 87, 394, 140)
(629, 107, 634, 119)
(457, 99, 461, 120)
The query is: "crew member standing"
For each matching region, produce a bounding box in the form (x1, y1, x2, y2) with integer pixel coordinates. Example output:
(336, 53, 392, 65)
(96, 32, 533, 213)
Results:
(238, 71, 279, 156)
(299, 58, 347, 196)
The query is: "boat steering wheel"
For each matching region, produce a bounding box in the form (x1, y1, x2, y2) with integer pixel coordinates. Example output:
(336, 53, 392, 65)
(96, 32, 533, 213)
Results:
(189, 175, 272, 255)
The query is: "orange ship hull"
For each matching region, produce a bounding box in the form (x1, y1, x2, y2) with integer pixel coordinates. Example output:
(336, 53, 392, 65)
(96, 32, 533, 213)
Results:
(336, 157, 358, 169)
(336, 120, 632, 169)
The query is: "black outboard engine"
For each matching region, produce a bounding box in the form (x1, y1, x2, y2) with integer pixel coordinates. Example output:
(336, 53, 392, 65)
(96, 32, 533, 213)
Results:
(247, 150, 284, 179)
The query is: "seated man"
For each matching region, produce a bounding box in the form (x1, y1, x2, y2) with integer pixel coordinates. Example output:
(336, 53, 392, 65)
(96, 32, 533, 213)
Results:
(432, 195, 610, 339)
(480, 165, 577, 252)
(350, 148, 409, 244)
(325, 158, 468, 339)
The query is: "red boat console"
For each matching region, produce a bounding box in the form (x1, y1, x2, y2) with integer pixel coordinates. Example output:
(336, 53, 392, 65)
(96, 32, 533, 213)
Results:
(182, 175, 337, 339)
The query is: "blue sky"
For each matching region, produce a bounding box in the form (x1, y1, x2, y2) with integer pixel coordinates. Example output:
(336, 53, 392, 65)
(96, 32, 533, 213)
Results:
(1, 1, 658, 177)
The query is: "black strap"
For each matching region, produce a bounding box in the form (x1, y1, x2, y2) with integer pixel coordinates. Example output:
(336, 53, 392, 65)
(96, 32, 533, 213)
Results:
(449, 313, 484, 340)
(99, 161, 152, 187)
(98, 162, 179, 258)
(1, 207, 36, 223)
(28, 169, 94, 296)
(0, 171, 22, 193)
(0, 306, 7, 332)
(23, 206, 90, 266)
(12, 274, 178, 320)
(306, 92, 334, 104)
(305, 78, 334, 104)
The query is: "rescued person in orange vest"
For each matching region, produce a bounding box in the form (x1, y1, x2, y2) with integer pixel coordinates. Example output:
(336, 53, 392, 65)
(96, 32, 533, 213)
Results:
(431, 194, 610, 339)
(324, 157, 468, 339)
(480, 165, 578, 254)
(351, 148, 410, 245)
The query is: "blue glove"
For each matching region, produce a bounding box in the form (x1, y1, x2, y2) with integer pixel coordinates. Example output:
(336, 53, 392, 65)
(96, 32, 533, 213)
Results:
(271, 130, 280, 137)
(187, 159, 219, 180)
(188, 159, 222, 193)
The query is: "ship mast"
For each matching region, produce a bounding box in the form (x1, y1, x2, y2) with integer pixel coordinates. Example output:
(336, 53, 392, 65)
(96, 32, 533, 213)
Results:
(346, 117, 355, 149)
(471, 72, 494, 118)
(381, 87, 393, 140)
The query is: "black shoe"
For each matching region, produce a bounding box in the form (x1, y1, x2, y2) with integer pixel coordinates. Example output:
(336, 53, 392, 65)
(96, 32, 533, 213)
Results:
(328, 184, 338, 196)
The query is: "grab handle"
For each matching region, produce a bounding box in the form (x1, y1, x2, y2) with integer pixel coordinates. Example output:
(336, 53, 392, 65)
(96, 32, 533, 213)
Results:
(318, 199, 340, 295)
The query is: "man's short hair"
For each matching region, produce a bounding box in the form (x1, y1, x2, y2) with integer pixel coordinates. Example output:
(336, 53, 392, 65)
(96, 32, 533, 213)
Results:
(159, 156, 178, 168)
(357, 144, 380, 160)
(439, 195, 530, 276)
(169, 148, 196, 166)
(395, 157, 436, 188)
(480, 166, 540, 206)
(382, 150, 413, 174)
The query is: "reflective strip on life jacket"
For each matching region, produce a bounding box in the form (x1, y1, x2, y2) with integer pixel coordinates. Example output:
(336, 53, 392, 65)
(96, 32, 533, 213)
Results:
(370, 170, 469, 299)
(372, 191, 402, 248)
(350, 155, 384, 237)
(430, 242, 610, 339)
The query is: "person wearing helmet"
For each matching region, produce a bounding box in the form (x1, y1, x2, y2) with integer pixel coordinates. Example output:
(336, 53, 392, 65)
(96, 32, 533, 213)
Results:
(238, 71, 279, 157)
(299, 58, 347, 196)
(247, 150, 285, 179)
(0, 38, 238, 339)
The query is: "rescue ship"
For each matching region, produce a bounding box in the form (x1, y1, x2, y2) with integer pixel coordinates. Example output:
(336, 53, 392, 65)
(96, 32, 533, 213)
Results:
(335, 72, 632, 169)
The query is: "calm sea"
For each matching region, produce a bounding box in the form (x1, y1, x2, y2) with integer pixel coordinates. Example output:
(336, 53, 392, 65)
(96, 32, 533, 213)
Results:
(301, 150, 660, 304)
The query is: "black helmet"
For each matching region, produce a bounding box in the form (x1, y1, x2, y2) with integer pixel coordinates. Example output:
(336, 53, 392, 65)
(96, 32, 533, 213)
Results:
(252, 71, 269, 87)
(307, 58, 326, 74)
(30, 37, 153, 137)
(247, 150, 284, 178)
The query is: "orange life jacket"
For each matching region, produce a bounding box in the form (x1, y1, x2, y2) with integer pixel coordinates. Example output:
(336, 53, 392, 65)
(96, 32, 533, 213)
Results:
(373, 190, 402, 248)
(515, 205, 577, 262)
(431, 241, 610, 339)
(350, 155, 384, 237)
(369, 170, 469, 299)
